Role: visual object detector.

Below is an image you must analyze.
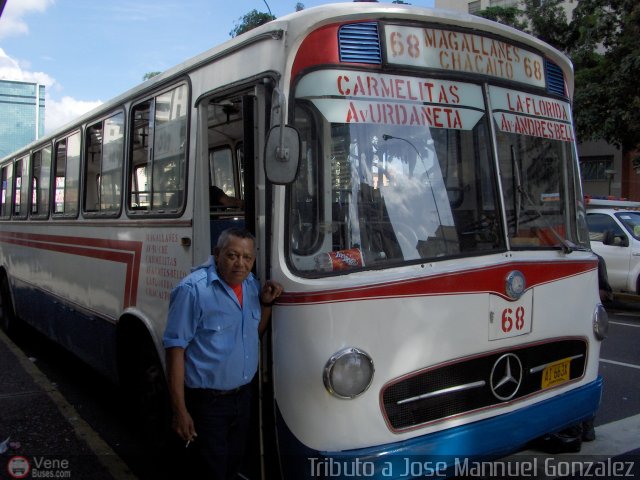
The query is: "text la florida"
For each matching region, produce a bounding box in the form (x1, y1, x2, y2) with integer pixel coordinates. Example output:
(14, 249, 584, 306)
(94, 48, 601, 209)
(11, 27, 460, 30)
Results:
(507, 92, 569, 121)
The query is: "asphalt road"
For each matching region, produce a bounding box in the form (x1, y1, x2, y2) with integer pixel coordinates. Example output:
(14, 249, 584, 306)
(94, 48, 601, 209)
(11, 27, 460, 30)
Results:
(597, 303, 640, 426)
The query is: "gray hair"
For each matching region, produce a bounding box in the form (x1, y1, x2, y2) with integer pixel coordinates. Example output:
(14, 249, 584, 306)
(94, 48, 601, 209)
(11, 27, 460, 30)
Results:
(216, 228, 256, 252)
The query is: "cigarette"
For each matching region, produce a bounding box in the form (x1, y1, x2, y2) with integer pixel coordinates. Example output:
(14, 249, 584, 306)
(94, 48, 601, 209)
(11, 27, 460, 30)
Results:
(185, 440, 191, 448)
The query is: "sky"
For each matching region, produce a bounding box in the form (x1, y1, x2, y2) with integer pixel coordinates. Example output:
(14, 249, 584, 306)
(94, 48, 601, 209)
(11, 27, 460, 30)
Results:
(0, 0, 435, 134)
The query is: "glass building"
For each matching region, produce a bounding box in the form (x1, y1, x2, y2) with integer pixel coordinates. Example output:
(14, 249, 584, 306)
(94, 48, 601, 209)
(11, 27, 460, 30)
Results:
(0, 80, 45, 159)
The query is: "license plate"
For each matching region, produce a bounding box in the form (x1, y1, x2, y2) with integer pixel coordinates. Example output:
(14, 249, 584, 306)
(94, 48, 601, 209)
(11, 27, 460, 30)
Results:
(541, 358, 571, 389)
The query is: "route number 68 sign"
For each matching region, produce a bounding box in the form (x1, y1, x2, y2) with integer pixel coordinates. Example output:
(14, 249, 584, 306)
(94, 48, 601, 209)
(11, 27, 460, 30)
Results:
(489, 290, 533, 340)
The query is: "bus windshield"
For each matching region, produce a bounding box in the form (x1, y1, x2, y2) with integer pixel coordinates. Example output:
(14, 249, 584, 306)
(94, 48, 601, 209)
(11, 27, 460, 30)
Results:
(288, 70, 587, 275)
(490, 85, 585, 251)
(289, 71, 502, 274)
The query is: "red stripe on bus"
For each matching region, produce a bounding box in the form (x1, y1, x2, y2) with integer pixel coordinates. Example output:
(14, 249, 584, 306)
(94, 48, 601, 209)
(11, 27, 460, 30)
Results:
(0, 231, 142, 308)
(292, 23, 341, 80)
(291, 21, 381, 80)
(277, 260, 597, 305)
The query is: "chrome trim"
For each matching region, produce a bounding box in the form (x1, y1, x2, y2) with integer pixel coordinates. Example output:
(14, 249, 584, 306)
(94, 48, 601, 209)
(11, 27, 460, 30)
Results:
(505, 270, 526, 300)
(490, 353, 523, 401)
(593, 303, 609, 340)
(397, 380, 486, 405)
(529, 354, 584, 374)
(323, 347, 374, 399)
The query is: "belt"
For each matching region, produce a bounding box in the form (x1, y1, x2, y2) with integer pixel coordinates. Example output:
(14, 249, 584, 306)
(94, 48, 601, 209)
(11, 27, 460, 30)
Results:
(186, 384, 248, 397)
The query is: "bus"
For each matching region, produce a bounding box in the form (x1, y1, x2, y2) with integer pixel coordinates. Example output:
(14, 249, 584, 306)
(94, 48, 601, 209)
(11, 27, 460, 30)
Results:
(0, 3, 607, 478)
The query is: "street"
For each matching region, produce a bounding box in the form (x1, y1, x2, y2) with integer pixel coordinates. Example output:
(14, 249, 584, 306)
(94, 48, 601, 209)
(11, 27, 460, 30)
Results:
(597, 305, 640, 425)
(3, 303, 640, 480)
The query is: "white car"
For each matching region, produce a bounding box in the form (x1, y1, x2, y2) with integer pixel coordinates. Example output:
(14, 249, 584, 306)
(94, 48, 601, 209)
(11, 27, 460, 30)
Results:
(587, 206, 640, 293)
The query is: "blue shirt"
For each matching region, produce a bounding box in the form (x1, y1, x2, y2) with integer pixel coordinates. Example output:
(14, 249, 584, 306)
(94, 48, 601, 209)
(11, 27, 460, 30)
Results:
(162, 257, 261, 390)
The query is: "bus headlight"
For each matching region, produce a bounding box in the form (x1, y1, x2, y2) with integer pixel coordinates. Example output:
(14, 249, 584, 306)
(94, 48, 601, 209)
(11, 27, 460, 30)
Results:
(593, 304, 609, 340)
(323, 347, 374, 399)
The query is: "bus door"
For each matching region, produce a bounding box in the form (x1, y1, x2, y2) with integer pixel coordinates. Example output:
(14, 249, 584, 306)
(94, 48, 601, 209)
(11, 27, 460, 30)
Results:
(204, 91, 260, 249)
(200, 83, 273, 479)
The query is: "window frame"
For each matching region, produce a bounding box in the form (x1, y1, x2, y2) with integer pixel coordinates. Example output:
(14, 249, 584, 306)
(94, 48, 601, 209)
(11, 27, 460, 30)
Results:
(126, 81, 190, 218)
(52, 131, 82, 219)
(30, 144, 52, 220)
(586, 212, 626, 242)
(12, 154, 30, 220)
(0, 162, 14, 220)
(83, 110, 125, 218)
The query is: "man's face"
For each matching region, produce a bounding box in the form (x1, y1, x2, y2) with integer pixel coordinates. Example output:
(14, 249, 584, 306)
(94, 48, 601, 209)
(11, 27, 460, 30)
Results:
(215, 235, 256, 286)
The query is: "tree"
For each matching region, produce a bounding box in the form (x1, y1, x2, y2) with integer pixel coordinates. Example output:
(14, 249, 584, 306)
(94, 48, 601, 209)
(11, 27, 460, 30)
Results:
(520, 0, 570, 50)
(475, 0, 640, 152)
(474, 1, 569, 51)
(230, 9, 276, 37)
(475, 5, 527, 31)
(568, 0, 640, 151)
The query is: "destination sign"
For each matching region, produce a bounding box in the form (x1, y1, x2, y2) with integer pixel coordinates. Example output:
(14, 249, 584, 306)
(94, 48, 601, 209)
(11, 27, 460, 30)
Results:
(384, 25, 547, 88)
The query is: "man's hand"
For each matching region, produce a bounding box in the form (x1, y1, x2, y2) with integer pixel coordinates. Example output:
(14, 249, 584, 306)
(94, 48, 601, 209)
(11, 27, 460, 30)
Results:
(165, 347, 197, 444)
(259, 280, 283, 336)
(172, 408, 197, 444)
(260, 280, 283, 306)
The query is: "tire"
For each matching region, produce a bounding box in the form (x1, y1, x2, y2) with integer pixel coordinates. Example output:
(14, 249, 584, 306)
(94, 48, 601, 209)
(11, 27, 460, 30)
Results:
(0, 276, 17, 335)
(120, 330, 171, 448)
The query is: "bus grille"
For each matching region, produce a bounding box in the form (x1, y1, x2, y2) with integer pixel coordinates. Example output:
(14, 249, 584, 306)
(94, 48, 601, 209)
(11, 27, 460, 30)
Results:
(338, 22, 382, 64)
(381, 339, 587, 431)
(546, 60, 566, 96)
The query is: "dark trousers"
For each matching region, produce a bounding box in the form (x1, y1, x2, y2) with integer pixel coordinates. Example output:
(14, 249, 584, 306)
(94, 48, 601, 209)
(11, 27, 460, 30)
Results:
(182, 384, 252, 480)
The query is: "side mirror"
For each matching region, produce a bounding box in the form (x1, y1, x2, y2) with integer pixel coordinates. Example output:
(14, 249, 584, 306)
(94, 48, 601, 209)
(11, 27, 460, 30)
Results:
(602, 230, 629, 247)
(264, 124, 300, 184)
(264, 87, 300, 185)
(601, 230, 614, 245)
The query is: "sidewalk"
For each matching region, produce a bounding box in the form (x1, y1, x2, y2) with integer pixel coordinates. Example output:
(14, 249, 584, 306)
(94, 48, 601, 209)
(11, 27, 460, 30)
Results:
(0, 328, 136, 480)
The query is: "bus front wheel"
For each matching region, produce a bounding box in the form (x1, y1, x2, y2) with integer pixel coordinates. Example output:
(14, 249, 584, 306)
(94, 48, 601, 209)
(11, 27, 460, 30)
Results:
(0, 276, 17, 335)
(119, 326, 171, 448)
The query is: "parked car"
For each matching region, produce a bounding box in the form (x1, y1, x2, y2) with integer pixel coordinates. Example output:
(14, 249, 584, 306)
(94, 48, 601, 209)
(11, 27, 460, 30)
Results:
(586, 198, 640, 293)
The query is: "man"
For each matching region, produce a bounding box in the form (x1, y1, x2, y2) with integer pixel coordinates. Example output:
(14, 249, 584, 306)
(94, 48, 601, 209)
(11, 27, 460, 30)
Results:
(210, 185, 244, 209)
(163, 228, 282, 479)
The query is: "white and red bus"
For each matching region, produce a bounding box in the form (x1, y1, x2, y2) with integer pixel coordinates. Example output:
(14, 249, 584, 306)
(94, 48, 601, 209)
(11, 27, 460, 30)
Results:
(0, 3, 606, 478)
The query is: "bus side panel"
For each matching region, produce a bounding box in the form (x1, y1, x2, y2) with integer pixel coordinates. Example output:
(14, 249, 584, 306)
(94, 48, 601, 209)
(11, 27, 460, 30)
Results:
(12, 276, 119, 381)
(3, 229, 129, 381)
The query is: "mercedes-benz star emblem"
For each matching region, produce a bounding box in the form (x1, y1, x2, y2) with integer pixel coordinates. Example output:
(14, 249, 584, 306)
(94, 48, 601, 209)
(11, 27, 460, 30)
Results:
(490, 353, 523, 401)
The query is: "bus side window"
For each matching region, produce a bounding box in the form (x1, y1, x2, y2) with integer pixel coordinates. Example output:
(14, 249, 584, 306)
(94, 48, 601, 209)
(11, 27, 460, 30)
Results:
(209, 147, 242, 211)
(205, 96, 247, 248)
(0, 163, 13, 219)
(53, 132, 81, 217)
(85, 112, 124, 215)
(31, 146, 52, 218)
(208, 146, 245, 246)
(85, 123, 102, 212)
(13, 155, 29, 219)
(128, 84, 188, 213)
